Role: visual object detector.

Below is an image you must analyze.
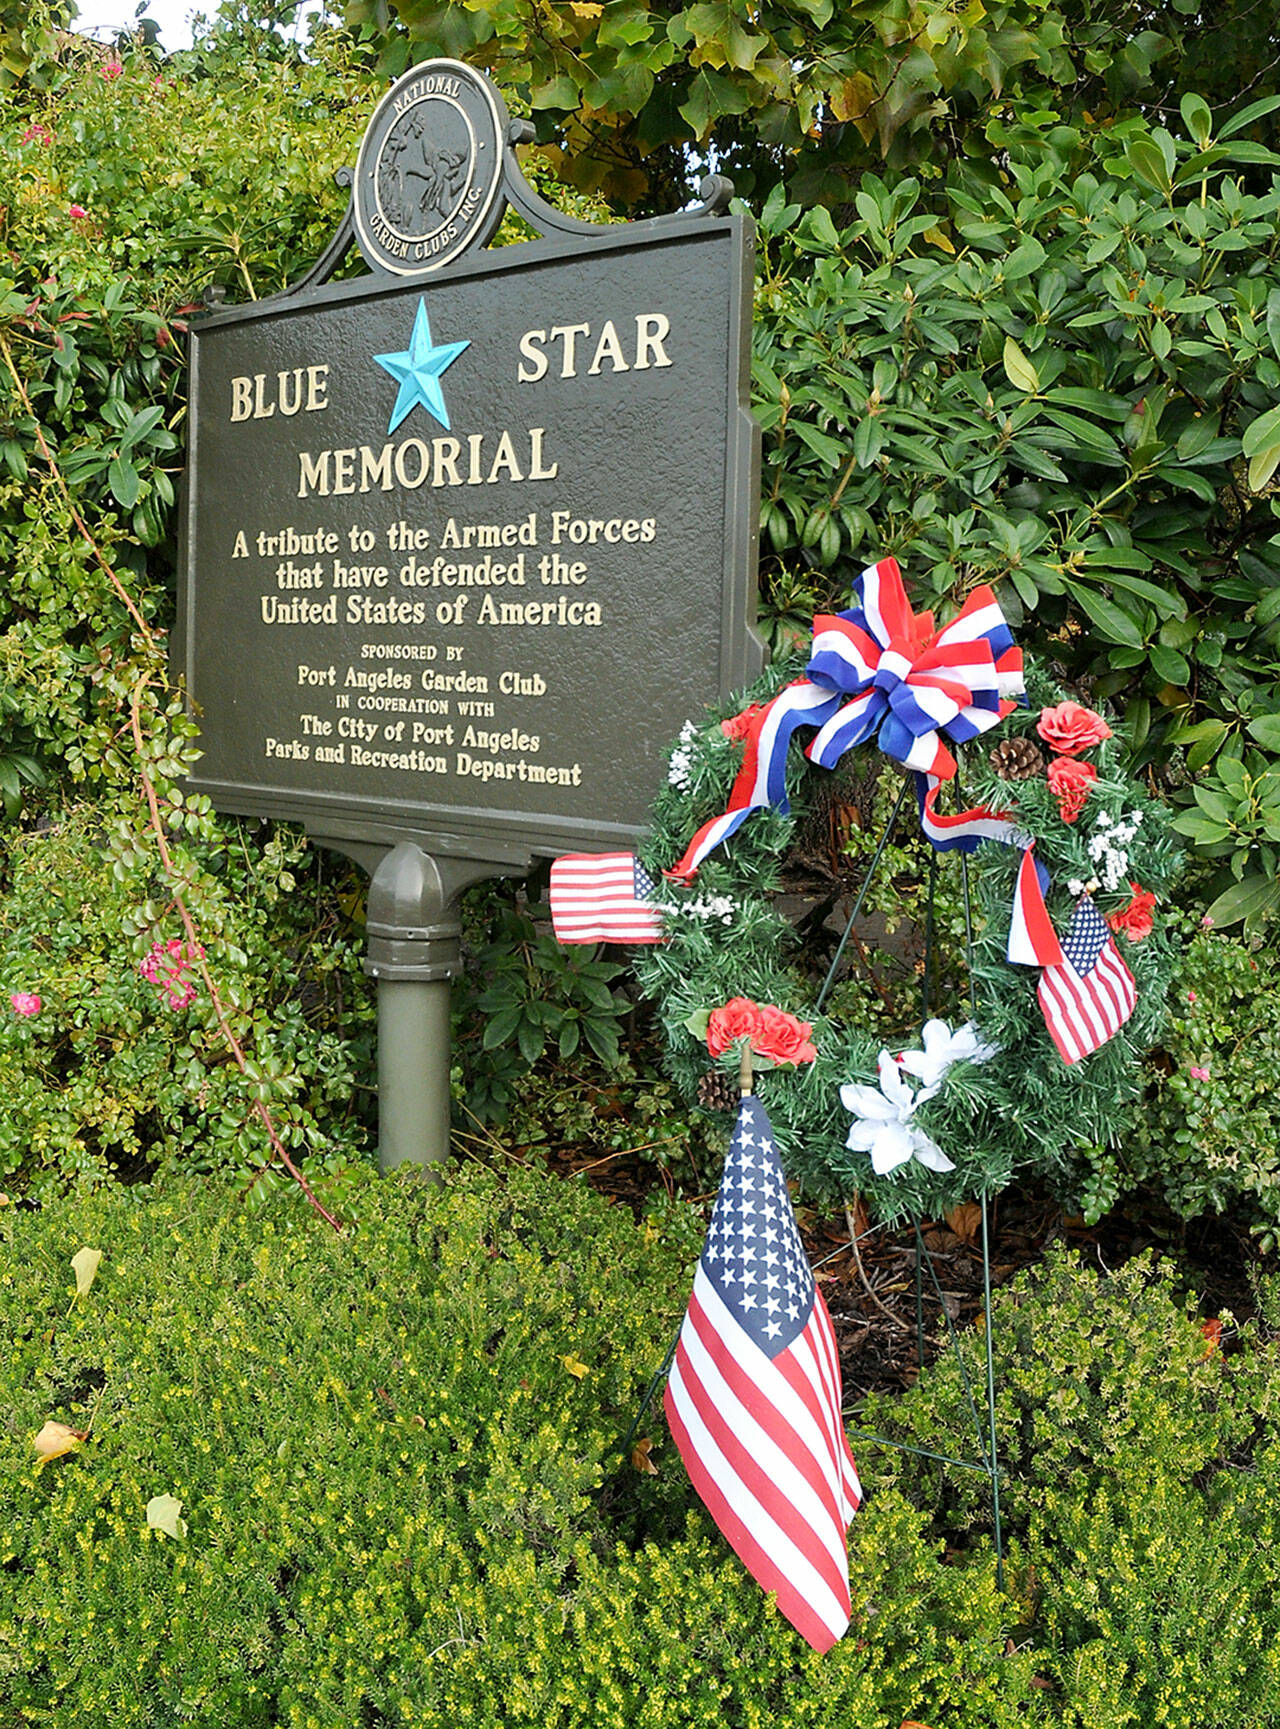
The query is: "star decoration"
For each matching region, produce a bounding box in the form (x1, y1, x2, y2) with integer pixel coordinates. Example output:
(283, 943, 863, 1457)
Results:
(373, 299, 469, 434)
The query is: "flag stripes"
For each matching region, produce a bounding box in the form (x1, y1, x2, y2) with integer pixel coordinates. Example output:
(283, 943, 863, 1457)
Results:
(666, 1271, 856, 1653)
(1036, 895, 1136, 1063)
(548, 853, 665, 944)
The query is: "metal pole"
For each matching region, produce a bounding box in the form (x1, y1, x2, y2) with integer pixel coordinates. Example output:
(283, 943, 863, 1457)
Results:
(981, 1191, 1005, 1590)
(376, 978, 453, 1172)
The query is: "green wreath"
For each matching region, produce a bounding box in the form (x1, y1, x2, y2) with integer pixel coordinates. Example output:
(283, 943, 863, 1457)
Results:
(634, 656, 1181, 1220)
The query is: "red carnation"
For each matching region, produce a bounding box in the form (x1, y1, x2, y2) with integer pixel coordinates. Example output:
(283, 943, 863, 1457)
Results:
(1036, 700, 1112, 757)
(706, 997, 817, 1065)
(754, 1004, 817, 1066)
(720, 702, 765, 742)
(1106, 882, 1156, 943)
(1047, 756, 1096, 824)
(706, 997, 765, 1057)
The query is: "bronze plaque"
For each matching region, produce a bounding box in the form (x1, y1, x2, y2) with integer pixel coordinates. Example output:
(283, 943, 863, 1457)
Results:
(178, 210, 760, 861)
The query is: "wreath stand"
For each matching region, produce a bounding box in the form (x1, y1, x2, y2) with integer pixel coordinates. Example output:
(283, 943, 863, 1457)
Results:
(625, 774, 1007, 1589)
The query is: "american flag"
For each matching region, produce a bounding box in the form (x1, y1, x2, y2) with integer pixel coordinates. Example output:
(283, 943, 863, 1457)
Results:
(548, 852, 666, 944)
(1037, 893, 1136, 1064)
(664, 1095, 862, 1653)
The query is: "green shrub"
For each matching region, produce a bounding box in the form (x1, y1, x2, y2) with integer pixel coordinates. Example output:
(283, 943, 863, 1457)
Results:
(749, 99, 1280, 926)
(0, 1164, 1045, 1727)
(1127, 927, 1280, 1243)
(0, 805, 375, 1193)
(858, 1244, 1255, 1535)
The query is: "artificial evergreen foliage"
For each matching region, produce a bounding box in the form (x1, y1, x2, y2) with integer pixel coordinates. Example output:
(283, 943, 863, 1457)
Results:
(634, 657, 1181, 1219)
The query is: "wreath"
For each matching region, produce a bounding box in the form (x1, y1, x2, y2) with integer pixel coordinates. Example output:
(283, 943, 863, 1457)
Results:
(632, 559, 1182, 1219)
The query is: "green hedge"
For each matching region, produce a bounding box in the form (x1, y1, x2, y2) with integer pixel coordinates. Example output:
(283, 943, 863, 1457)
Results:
(2, 1164, 1043, 1727)
(7, 1163, 1280, 1726)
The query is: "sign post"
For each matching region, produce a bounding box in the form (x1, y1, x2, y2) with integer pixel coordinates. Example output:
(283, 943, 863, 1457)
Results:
(177, 61, 763, 1171)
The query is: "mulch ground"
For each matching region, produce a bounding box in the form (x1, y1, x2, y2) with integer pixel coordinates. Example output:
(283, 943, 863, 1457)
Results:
(530, 1135, 1263, 1400)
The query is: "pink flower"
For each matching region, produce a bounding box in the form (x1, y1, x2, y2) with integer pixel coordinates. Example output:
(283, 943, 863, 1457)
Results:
(1047, 756, 1097, 824)
(1188, 1066, 1211, 1082)
(1106, 882, 1156, 943)
(706, 997, 765, 1058)
(139, 938, 204, 1011)
(754, 1004, 817, 1066)
(68, 204, 88, 221)
(9, 992, 41, 1017)
(720, 702, 765, 742)
(20, 123, 51, 146)
(1187, 991, 1197, 1005)
(1036, 700, 1112, 757)
(101, 58, 123, 79)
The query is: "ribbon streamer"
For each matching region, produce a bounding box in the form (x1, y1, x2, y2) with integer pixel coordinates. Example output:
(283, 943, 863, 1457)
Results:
(668, 557, 1025, 882)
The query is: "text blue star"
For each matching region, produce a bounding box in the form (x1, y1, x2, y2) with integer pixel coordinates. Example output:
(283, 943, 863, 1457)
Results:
(373, 300, 469, 435)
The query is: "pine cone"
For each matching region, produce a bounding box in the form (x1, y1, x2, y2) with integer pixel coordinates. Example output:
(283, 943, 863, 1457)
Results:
(989, 736, 1046, 780)
(696, 1069, 740, 1113)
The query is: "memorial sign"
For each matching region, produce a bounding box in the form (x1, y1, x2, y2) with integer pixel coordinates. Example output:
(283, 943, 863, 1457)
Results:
(178, 65, 761, 867)
(176, 61, 762, 1168)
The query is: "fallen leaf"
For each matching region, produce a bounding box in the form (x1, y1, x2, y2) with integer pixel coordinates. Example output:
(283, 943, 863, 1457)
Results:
(33, 1420, 88, 1466)
(0, 1192, 10, 1207)
(1200, 1317, 1223, 1357)
(630, 1436, 658, 1475)
(901, 1720, 937, 1728)
(560, 1353, 589, 1379)
(146, 1493, 187, 1539)
(945, 1202, 981, 1245)
(71, 1246, 103, 1298)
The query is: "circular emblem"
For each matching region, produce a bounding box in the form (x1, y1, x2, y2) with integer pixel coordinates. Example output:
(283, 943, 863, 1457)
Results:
(353, 59, 507, 276)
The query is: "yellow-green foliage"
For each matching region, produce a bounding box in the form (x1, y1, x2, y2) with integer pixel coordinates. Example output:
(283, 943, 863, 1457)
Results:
(1, 1164, 1042, 1727)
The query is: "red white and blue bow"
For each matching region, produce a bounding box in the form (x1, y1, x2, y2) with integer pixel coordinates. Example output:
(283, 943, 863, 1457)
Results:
(668, 558, 1026, 881)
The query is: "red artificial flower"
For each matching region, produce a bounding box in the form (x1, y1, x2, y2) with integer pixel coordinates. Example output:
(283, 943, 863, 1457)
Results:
(1036, 700, 1112, 757)
(706, 997, 765, 1057)
(1106, 882, 1156, 943)
(754, 1003, 817, 1066)
(719, 702, 765, 742)
(706, 997, 816, 1065)
(1046, 756, 1096, 824)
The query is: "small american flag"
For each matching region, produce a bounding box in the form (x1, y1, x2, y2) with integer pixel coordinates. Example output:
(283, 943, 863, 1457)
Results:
(665, 1095, 861, 1653)
(1037, 893, 1136, 1064)
(548, 852, 666, 944)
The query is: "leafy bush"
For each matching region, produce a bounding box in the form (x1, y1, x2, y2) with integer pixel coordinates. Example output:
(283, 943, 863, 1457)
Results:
(858, 1246, 1280, 1724)
(1, 1164, 1048, 1727)
(750, 96, 1280, 925)
(0, 805, 375, 1194)
(1126, 927, 1280, 1244)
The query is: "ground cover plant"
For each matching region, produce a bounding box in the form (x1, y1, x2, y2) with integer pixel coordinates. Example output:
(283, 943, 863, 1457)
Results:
(4, 1161, 1280, 1727)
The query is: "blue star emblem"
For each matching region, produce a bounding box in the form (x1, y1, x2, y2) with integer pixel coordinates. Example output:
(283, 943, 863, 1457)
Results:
(372, 300, 469, 435)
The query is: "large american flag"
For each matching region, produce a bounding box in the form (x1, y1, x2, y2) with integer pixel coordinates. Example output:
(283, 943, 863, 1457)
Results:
(664, 1094, 862, 1653)
(1037, 893, 1137, 1064)
(548, 852, 665, 944)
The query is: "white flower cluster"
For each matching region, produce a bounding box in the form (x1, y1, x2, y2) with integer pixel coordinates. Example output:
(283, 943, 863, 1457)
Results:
(667, 720, 700, 792)
(1073, 807, 1144, 894)
(660, 892, 737, 927)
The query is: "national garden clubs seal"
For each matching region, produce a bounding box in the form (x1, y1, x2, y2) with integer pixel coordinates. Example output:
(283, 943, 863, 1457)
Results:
(353, 60, 508, 276)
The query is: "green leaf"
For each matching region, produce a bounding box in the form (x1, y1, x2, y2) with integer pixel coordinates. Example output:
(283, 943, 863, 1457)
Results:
(1180, 92, 1213, 148)
(107, 456, 140, 510)
(1203, 873, 1280, 927)
(1002, 336, 1039, 394)
(1149, 644, 1190, 685)
(1126, 136, 1172, 195)
(1063, 580, 1144, 648)
(531, 73, 579, 110)
(1246, 715, 1280, 750)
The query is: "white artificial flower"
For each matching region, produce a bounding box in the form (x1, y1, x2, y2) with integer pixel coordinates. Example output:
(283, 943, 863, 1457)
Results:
(897, 1018, 999, 1090)
(840, 1051, 955, 1176)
